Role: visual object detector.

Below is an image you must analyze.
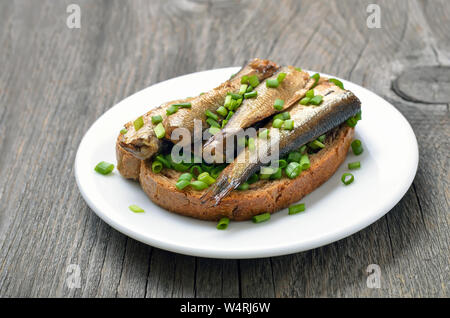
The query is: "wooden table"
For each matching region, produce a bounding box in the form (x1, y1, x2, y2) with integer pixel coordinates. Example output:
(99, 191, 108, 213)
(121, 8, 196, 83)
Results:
(0, 0, 448, 298)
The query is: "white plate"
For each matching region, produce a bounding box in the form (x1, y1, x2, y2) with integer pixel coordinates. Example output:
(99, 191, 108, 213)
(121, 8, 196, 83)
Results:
(75, 67, 418, 259)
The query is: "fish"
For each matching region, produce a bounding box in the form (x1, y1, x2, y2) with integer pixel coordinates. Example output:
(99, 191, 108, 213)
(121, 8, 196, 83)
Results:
(120, 58, 279, 160)
(201, 80, 361, 204)
(203, 66, 315, 159)
(163, 58, 279, 142)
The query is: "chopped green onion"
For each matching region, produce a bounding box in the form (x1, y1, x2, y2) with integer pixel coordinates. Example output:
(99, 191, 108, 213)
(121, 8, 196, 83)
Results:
(318, 134, 326, 143)
(224, 95, 233, 109)
(129, 205, 144, 213)
(311, 73, 320, 87)
(207, 118, 220, 128)
(295, 67, 302, 72)
(153, 123, 166, 139)
(172, 162, 190, 172)
(306, 89, 315, 98)
(172, 102, 191, 108)
(246, 85, 253, 93)
(236, 98, 244, 108)
(94, 161, 114, 175)
(151, 115, 163, 125)
(210, 165, 226, 178)
(120, 129, 128, 136)
(299, 145, 307, 154)
(205, 109, 219, 121)
(249, 75, 260, 88)
(247, 173, 259, 184)
(348, 161, 361, 170)
(216, 106, 228, 117)
(273, 99, 285, 110)
(176, 179, 190, 190)
(209, 127, 221, 135)
(248, 137, 255, 151)
(152, 160, 163, 173)
(274, 111, 291, 121)
(225, 111, 234, 120)
(272, 118, 284, 129)
(308, 140, 325, 149)
(286, 162, 301, 179)
(237, 182, 249, 190)
(288, 203, 305, 215)
(266, 78, 279, 88)
(351, 139, 363, 155)
(288, 151, 302, 163)
(270, 167, 282, 180)
(260, 166, 276, 176)
(276, 159, 287, 169)
(166, 105, 179, 115)
(341, 173, 354, 185)
(258, 128, 270, 139)
(277, 72, 287, 83)
(239, 84, 248, 95)
(244, 91, 258, 99)
(346, 117, 357, 127)
(198, 172, 216, 185)
(156, 155, 172, 169)
(228, 92, 242, 100)
(252, 213, 271, 223)
(240, 75, 249, 84)
(217, 217, 230, 230)
(190, 165, 203, 177)
(299, 97, 311, 105)
(221, 120, 228, 128)
(201, 163, 213, 173)
(310, 95, 323, 105)
(299, 154, 310, 170)
(282, 119, 294, 130)
(329, 78, 344, 89)
(190, 180, 209, 191)
(229, 99, 238, 110)
(179, 173, 193, 181)
(133, 116, 144, 131)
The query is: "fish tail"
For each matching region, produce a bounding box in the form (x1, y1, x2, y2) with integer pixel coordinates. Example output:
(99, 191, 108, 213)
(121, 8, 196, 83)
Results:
(200, 176, 239, 206)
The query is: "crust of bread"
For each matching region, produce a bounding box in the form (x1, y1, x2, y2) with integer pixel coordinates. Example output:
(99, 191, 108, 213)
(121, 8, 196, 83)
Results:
(136, 126, 354, 221)
(116, 134, 141, 180)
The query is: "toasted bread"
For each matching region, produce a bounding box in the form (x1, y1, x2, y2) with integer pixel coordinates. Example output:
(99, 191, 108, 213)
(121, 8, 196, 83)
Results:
(115, 125, 354, 221)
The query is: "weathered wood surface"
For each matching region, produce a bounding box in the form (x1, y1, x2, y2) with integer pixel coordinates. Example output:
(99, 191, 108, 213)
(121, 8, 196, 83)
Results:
(0, 0, 448, 298)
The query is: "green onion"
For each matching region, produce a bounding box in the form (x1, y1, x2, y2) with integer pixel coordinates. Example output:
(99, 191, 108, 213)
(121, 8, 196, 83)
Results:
(260, 166, 276, 176)
(209, 127, 221, 135)
(190, 180, 209, 191)
(198, 172, 216, 185)
(249, 75, 260, 88)
(277, 72, 287, 83)
(248, 137, 255, 151)
(228, 99, 237, 110)
(299, 97, 311, 105)
(129, 205, 144, 213)
(210, 165, 226, 178)
(299, 154, 310, 170)
(151, 115, 163, 124)
(341, 173, 354, 185)
(311, 73, 320, 87)
(286, 162, 301, 179)
(133, 116, 144, 131)
(351, 139, 363, 155)
(190, 165, 203, 177)
(282, 119, 294, 130)
(172, 102, 191, 108)
(94, 161, 114, 175)
(221, 120, 228, 128)
(237, 182, 249, 190)
(207, 118, 220, 128)
(348, 161, 361, 170)
(299, 145, 307, 154)
(120, 128, 127, 135)
(252, 213, 271, 223)
(272, 118, 284, 129)
(241, 75, 249, 84)
(246, 85, 253, 92)
(310, 95, 323, 105)
(274, 111, 290, 121)
(153, 123, 166, 139)
(247, 173, 259, 184)
(276, 159, 287, 169)
(306, 89, 315, 98)
(225, 111, 234, 120)
(228, 92, 242, 100)
(217, 217, 230, 230)
(270, 167, 282, 180)
(295, 67, 302, 72)
(318, 134, 326, 143)
(308, 140, 325, 149)
(273, 99, 285, 110)
(346, 117, 357, 127)
(176, 179, 190, 190)
(288, 203, 305, 215)
(239, 84, 248, 95)
(172, 162, 190, 172)
(166, 105, 179, 115)
(216, 106, 228, 117)
(201, 163, 213, 173)
(156, 154, 172, 169)
(288, 151, 302, 163)
(236, 98, 243, 108)
(266, 78, 279, 88)
(244, 91, 258, 99)
(152, 160, 163, 173)
(329, 78, 344, 89)
(224, 95, 233, 109)
(205, 109, 219, 121)
(179, 173, 193, 181)
(355, 110, 362, 121)
(258, 129, 270, 139)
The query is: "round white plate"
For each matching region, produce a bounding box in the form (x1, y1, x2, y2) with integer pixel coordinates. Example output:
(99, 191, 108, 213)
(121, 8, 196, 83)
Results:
(75, 67, 418, 259)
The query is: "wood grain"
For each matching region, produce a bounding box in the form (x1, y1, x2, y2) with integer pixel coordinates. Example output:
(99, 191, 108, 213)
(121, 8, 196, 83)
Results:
(0, 0, 448, 298)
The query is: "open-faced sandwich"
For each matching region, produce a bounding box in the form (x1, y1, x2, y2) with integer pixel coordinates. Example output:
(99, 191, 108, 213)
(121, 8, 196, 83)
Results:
(114, 59, 362, 225)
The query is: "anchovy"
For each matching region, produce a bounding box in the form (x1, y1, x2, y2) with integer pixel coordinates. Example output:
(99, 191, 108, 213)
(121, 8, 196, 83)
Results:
(203, 66, 315, 159)
(201, 81, 361, 204)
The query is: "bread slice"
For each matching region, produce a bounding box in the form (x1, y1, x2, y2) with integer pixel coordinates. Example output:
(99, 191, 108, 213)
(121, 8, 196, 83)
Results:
(127, 125, 354, 221)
